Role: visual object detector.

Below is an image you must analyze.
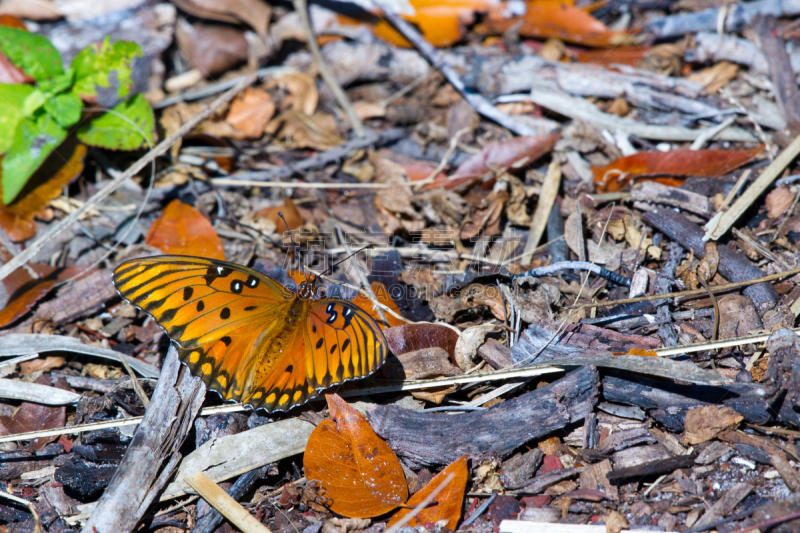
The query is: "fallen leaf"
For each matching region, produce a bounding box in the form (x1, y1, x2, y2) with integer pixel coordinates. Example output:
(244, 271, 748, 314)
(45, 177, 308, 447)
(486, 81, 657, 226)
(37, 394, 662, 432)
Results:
(697, 241, 719, 282)
(388, 456, 469, 530)
(765, 186, 794, 219)
(683, 405, 743, 445)
(0, 49, 31, 83)
(455, 324, 498, 371)
(145, 199, 225, 260)
(0, 141, 86, 242)
(606, 510, 629, 533)
(175, 19, 249, 77)
(255, 197, 304, 231)
(422, 134, 558, 191)
(266, 110, 343, 151)
(0, 263, 84, 329)
(226, 87, 275, 138)
(0, 375, 68, 451)
(0, 3, 62, 21)
(266, 72, 318, 116)
(172, 0, 272, 34)
(576, 46, 648, 67)
(352, 282, 405, 329)
(593, 146, 764, 192)
(384, 323, 460, 359)
(303, 394, 408, 518)
(479, 1, 636, 47)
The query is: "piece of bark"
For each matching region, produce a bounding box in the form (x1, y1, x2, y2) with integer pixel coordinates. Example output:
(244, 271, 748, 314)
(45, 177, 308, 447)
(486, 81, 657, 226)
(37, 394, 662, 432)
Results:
(763, 329, 800, 429)
(606, 453, 698, 485)
(718, 430, 800, 491)
(81, 346, 205, 533)
(693, 482, 753, 529)
(695, 441, 735, 465)
(755, 15, 800, 130)
(501, 448, 545, 489)
(513, 467, 582, 494)
(579, 459, 618, 500)
(631, 182, 712, 217)
(602, 373, 771, 432)
(367, 366, 599, 465)
(598, 427, 657, 455)
(477, 338, 514, 369)
(718, 295, 763, 341)
(612, 445, 671, 469)
(641, 208, 779, 312)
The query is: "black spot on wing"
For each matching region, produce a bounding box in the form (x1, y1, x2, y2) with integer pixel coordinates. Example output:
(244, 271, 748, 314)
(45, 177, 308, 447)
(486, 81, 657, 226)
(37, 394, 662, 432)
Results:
(244, 305, 258, 312)
(183, 287, 193, 300)
(315, 338, 324, 349)
(197, 301, 205, 312)
(220, 307, 231, 320)
(231, 280, 243, 294)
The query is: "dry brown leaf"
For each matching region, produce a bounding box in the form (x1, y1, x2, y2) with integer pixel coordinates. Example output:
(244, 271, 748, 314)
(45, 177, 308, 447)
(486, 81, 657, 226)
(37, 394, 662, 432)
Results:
(267, 110, 343, 150)
(765, 186, 794, 218)
(267, 72, 318, 116)
(606, 510, 629, 533)
(697, 241, 719, 282)
(226, 87, 275, 138)
(454, 324, 498, 371)
(687, 61, 739, 94)
(175, 19, 249, 76)
(172, 0, 272, 34)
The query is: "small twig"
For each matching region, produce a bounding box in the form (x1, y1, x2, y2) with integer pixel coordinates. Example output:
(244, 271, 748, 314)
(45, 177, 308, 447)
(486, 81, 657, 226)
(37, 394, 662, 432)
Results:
(384, 473, 455, 533)
(698, 277, 720, 343)
(118, 352, 150, 409)
(184, 472, 272, 533)
(0, 73, 259, 284)
(570, 264, 800, 309)
(213, 179, 415, 189)
(704, 134, 800, 240)
(293, 0, 365, 136)
(521, 160, 562, 265)
(373, 2, 537, 136)
(413, 127, 470, 189)
(513, 261, 631, 287)
(461, 493, 497, 528)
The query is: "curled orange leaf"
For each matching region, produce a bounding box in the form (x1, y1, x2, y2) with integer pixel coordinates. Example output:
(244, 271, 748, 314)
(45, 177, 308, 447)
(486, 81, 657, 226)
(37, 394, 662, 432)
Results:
(593, 146, 764, 192)
(145, 199, 225, 260)
(388, 456, 469, 530)
(304, 394, 408, 518)
(479, 1, 636, 47)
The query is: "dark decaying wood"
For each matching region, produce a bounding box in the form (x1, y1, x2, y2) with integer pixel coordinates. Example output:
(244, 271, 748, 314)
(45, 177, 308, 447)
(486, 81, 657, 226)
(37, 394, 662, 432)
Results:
(367, 366, 599, 465)
(641, 208, 779, 312)
(754, 15, 800, 131)
(605, 453, 699, 485)
(190, 466, 267, 533)
(602, 372, 771, 432)
(81, 346, 205, 533)
(764, 329, 800, 429)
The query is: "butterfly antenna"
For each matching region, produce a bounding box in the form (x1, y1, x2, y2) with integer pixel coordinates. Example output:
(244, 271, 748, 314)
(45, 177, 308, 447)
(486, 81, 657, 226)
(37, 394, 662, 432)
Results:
(279, 212, 310, 283)
(324, 244, 375, 277)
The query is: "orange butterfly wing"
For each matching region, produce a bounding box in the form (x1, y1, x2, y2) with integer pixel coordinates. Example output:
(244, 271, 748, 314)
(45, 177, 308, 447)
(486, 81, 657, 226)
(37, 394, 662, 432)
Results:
(113, 255, 388, 412)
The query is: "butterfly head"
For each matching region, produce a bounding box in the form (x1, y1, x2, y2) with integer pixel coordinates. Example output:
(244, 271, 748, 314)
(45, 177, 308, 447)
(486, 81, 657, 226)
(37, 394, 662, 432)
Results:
(297, 275, 319, 300)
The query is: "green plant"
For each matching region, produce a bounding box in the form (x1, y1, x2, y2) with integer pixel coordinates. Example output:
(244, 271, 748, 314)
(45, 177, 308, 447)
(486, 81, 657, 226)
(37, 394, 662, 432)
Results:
(0, 28, 154, 204)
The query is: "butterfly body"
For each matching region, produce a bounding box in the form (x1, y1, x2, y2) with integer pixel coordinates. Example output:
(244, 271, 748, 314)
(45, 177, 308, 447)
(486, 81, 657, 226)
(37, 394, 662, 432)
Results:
(113, 255, 388, 412)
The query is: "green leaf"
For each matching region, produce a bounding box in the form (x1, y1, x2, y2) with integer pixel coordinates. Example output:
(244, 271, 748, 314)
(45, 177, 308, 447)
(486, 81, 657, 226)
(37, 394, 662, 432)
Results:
(44, 92, 83, 128)
(22, 89, 47, 116)
(2, 113, 67, 204)
(76, 94, 153, 150)
(71, 38, 142, 101)
(0, 27, 63, 82)
(0, 84, 35, 154)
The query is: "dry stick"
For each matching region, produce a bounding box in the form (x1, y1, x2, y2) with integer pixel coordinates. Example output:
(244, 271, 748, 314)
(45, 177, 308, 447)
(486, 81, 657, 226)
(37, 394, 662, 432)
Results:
(373, 2, 537, 137)
(704, 133, 800, 241)
(118, 352, 150, 409)
(521, 160, 561, 265)
(184, 472, 273, 533)
(81, 346, 206, 533)
(570, 264, 800, 309)
(0, 72, 259, 284)
(384, 473, 455, 533)
(292, 0, 365, 137)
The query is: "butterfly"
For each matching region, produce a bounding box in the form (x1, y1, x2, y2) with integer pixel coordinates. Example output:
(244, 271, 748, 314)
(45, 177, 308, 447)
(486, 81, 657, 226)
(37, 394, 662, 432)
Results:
(113, 255, 388, 412)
